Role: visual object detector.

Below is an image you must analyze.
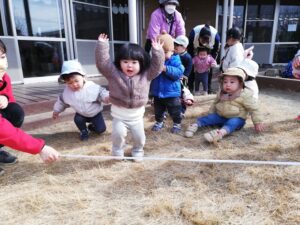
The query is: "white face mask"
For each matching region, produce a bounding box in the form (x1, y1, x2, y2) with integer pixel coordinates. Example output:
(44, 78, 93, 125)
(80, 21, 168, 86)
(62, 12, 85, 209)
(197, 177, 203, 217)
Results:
(164, 5, 176, 15)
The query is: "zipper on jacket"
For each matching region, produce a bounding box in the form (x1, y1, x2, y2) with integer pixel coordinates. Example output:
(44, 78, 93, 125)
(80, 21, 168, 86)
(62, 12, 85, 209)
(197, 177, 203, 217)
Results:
(129, 78, 134, 108)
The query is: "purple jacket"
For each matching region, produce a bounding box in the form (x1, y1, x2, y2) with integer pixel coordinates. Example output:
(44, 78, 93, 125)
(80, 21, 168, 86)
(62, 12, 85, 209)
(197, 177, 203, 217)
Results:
(146, 8, 185, 40)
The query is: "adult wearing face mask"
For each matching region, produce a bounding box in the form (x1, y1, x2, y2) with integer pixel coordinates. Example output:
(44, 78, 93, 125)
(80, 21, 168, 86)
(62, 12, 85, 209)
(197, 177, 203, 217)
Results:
(145, 0, 185, 53)
(187, 24, 220, 94)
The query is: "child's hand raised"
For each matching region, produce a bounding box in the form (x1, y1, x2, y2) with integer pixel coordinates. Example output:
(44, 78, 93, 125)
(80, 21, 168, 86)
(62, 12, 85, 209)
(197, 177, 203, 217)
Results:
(151, 38, 164, 51)
(98, 33, 109, 42)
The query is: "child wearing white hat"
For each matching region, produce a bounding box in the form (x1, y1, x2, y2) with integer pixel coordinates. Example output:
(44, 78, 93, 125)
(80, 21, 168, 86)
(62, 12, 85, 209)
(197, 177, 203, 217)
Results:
(185, 67, 264, 143)
(53, 60, 109, 141)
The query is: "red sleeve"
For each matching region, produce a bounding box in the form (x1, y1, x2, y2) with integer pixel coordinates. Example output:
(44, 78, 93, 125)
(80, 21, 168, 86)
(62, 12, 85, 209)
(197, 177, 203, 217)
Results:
(0, 73, 16, 102)
(0, 115, 45, 154)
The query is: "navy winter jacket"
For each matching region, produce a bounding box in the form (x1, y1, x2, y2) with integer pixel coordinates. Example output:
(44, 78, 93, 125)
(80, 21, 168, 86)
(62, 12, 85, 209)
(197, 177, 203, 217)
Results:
(150, 54, 184, 98)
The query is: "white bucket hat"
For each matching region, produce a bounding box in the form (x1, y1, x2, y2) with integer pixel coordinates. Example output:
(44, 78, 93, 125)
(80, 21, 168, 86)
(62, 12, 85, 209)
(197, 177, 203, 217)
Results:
(60, 59, 86, 79)
(237, 59, 259, 78)
(174, 35, 189, 48)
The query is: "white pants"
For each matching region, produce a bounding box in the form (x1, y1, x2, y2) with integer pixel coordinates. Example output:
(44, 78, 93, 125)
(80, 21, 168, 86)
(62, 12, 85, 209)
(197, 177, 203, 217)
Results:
(111, 117, 145, 157)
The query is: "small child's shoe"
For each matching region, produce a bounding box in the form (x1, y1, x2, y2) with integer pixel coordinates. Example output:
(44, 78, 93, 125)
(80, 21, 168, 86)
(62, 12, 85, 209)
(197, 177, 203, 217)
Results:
(131, 151, 144, 162)
(0, 149, 18, 165)
(204, 129, 224, 143)
(296, 115, 300, 122)
(152, 122, 164, 131)
(80, 129, 89, 141)
(185, 123, 198, 137)
(0, 167, 4, 176)
(171, 123, 181, 134)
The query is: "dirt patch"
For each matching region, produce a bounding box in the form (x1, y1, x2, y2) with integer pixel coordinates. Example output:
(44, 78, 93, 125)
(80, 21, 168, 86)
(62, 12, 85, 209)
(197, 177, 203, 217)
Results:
(1, 89, 300, 225)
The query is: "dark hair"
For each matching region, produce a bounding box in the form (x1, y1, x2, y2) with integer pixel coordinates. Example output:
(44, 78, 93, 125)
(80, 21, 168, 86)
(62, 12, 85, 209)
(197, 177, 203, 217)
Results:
(199, 24, 211, 38)
(0, 40, 7, 54)
(61, 72, 83, 82)
(197, 46, 209, 54)
(114, 43, 150, 74)
(226, 27, 241, 41)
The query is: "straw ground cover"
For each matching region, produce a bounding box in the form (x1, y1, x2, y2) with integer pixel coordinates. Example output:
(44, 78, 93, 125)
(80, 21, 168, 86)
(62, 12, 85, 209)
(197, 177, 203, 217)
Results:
(1, 89, 299, 225)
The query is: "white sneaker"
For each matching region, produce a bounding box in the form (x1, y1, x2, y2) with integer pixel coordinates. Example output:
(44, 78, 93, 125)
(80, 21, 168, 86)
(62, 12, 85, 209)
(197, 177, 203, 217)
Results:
(185, 123, 198, 137)
(131, 151, 144, 162)
(204, 129, 224, 143)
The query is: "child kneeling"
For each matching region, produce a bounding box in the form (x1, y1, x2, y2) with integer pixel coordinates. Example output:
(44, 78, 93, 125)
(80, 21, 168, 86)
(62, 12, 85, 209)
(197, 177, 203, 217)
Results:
(185, 67, 264, 142)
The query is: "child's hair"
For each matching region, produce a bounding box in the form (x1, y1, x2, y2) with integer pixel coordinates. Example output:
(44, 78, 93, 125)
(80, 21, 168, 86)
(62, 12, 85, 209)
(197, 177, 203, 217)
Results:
(61, 73, 83, 82)
(196, 46, 209, 54)
(0, 40, 7, 54)
(114, 43, 150, 74)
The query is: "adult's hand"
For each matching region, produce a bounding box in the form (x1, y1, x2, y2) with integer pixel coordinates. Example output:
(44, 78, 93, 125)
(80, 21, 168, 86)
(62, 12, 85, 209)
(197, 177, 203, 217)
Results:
(39, 145, 60, 163)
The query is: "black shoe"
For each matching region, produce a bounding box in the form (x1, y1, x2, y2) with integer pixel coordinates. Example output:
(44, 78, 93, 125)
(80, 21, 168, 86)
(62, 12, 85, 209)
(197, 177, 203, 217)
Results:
(0, 167, 4, 176)
(0, 150, 18, 165)
(80, 129, 89, 141)
(88, 124, 96, 132)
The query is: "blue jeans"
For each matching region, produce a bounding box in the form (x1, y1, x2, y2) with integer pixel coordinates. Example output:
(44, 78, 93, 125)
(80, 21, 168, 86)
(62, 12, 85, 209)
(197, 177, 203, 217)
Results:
(197, 113, 245, 134)
(194, 71, 208, 92)
(74, 112, 106, 134)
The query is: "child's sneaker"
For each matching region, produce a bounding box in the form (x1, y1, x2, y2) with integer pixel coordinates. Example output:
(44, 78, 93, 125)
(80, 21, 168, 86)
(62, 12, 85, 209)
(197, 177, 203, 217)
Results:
(0, 149, 18, 165)
(131, 151, 144, 162)
(0, 167, 4, 176)
(204, 129, 224, 143)
(151, 122, 164, 131)
(80, 129, 89, 141)
(185, 123, 198, 137)
(296, 115, 300, 122)
(171, 123, 181, 134)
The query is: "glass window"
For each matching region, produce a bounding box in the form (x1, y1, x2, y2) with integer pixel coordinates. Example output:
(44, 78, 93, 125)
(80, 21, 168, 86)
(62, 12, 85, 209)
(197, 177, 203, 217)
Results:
(245, 43, 271, 64)
(18, 41, 66, 78)
(0, 1, 13, 36)
(273, 44, 299, 63)
(74, 0, 109, 6)
(245, 21, 273, 42)
(73, 2, 109, 40)
(12, 0, 64, 37)
(112, 0, 129, 41)
(276, 5, 300, 42)
(247, 0, 275, 20)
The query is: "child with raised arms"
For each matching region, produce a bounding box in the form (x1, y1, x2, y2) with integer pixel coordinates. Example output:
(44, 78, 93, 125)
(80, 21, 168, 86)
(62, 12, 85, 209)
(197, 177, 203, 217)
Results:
(95, 34, 164, 161)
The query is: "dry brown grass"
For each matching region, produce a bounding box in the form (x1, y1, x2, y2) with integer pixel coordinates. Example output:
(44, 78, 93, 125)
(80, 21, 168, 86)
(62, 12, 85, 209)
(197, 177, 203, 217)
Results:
(0, 89, 300, 225)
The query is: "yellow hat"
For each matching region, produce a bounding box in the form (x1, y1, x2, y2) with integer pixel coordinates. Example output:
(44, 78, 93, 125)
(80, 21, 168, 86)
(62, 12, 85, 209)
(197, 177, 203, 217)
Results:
(157, 33, 174, 52)
(221, 67, 246, 81)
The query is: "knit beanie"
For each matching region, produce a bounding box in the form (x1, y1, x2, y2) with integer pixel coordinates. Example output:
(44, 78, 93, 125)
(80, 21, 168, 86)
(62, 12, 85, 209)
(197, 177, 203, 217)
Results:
(157, 33, 174, 52)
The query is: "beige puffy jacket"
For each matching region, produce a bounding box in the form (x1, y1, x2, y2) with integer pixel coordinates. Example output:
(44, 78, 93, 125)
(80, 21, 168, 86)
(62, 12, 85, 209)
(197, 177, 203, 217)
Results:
(208, 88, 263, 124)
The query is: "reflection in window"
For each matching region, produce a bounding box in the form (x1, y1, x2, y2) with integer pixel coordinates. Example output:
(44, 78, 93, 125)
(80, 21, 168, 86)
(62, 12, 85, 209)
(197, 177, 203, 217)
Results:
(12, 0, 64, 37)
(0, 1, 13, 36)
(18, 41, 66, 77)
(247, 0, 275, 20)
(73, 2, 109, 40)
(245, 21, 273, 42)
(273, 44, 299, 63)
(112, 0, 129, 41)
(74, 0, 109, 6)
(276, 5, 300, 42)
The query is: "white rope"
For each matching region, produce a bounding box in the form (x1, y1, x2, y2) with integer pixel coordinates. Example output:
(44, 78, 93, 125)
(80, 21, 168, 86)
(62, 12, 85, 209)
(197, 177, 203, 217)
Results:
(61, 154, 300, 166)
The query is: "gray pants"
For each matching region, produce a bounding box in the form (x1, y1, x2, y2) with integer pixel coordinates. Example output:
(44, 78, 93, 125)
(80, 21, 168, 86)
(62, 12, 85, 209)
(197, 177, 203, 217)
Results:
(111, 117, 145, 157)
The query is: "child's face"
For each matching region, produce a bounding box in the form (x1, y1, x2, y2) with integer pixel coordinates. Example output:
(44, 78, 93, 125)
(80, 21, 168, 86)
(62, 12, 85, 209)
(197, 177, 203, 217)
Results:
(120, 59, 140, 77)
(0, 49, 8, 79)
(197, 50, 207, 59)
(226, 38, 236, 46)
(174, 44, 186, 54)
(222, 75, 241, 94)
(65, 74, 85, 91)
(165, 50, 173, 60)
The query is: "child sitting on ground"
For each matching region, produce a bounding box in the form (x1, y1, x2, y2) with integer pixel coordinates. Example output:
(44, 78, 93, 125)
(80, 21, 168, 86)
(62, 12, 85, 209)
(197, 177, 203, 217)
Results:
(95, 33, 164, 161)
(192, 46, 217, 95)
(0, 40, 25, 165)
(53, 60, 109, 141)
(185, 67, 264, 143)
(174, 35, 194, 117)
(150, 33, 185, 133)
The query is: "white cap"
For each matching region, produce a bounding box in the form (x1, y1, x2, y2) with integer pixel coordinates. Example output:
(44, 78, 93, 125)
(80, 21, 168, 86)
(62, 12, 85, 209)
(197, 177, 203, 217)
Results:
(237, 58, 259, 78)
(174, 35, 189, 48)
(60, 59, 86, 79)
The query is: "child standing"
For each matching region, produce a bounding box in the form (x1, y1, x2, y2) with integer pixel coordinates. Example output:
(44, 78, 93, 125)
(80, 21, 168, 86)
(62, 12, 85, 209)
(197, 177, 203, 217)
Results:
(53, 60, 109, 141)
(95, 33, 164, 160)
(174, 35, 193, 116)
(0, 40, 24, 165)
(192, 46, 217, 95)
(150, 33, 185, 133)
(185, 67, 264, 143)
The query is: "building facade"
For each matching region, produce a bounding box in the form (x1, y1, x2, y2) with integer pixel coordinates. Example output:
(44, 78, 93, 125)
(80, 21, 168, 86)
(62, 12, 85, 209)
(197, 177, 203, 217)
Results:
(0, 0, 299, 83)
